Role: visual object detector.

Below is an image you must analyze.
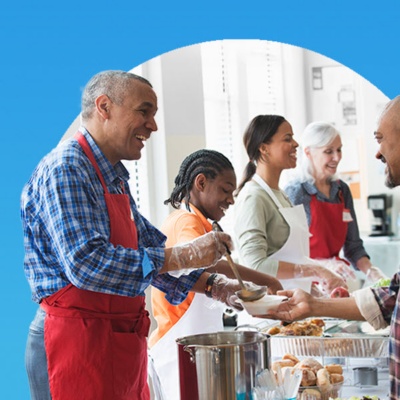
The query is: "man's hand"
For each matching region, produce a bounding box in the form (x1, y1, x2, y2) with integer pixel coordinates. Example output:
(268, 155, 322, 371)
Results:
(255, 289, 315, 322)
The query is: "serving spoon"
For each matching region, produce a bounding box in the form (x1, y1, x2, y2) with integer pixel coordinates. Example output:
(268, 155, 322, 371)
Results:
(212, 221, 267, 302)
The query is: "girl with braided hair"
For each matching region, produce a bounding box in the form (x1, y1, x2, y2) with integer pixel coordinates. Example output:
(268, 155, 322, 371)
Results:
(148, 149, 282, 399)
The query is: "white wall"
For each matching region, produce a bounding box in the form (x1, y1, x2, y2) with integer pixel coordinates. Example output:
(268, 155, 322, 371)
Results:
(144, 40, 391, 237)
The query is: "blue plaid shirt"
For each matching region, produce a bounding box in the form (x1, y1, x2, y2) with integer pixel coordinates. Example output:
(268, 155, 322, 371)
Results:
(21, 128, 202, 304)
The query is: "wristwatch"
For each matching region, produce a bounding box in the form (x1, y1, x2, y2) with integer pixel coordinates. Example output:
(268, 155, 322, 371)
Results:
(204, 273, 218, 298)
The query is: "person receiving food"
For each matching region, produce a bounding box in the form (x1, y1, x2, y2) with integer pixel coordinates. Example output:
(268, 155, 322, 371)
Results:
(233, 115, 346, 295)
(284, 121, 387, 284)
(149, 148, 282, 399)
(21, 70, 235, 400)
(263, 95, 400, 400)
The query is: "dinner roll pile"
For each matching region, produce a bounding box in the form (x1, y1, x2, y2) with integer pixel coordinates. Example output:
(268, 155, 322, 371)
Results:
(272, 354, 344, 399)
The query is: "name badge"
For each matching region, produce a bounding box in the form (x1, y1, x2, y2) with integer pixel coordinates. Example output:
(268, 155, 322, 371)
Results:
(343, 209, 353, 222)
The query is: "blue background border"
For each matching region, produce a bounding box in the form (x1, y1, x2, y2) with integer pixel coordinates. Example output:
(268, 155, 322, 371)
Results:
(1, 0, 399, 397)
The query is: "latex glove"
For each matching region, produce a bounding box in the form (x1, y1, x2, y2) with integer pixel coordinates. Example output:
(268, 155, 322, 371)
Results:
(166, 231, 233, 274)
(310, 282, 326, 298)
(319, 258, 357, 281)
(365, 265, 388, 284)
(295, 264, 347, 294)
(211, 275, 261, 311)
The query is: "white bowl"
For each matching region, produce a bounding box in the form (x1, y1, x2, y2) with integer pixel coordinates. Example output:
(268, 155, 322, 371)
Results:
(238, 294, 287, 316)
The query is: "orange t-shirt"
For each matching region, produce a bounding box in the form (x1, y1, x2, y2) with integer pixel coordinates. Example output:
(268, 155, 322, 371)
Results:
(148, 204, 212, 347)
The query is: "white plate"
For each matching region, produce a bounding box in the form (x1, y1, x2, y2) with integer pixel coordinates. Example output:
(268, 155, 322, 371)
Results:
(238, 294, 287, 316)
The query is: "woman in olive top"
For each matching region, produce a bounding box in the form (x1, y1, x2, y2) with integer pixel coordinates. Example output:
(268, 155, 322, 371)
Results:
(234, 115, 346, 294)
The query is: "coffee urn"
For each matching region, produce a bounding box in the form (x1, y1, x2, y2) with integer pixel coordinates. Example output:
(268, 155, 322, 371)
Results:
(367, 193, 393, 236)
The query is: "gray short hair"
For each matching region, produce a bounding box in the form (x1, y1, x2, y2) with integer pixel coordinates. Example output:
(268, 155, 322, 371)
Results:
(81, 70, 152, 121)
(298, 121, 340, 182)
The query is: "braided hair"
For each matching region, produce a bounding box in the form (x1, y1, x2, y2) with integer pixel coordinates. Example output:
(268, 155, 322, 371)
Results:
(165, 149, 234, 210)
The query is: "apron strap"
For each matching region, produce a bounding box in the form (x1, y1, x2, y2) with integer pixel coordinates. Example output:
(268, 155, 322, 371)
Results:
(252, 174, 285, 208)
(74, 131, 109, 194)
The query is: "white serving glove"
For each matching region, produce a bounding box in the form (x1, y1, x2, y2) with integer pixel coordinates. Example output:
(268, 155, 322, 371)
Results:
(166, 231, 233, 277)
(294, 263, 347, 294)
(365, 265, 388, 284)
(319, 258, 357, 281)
(210, 275, 262, 311)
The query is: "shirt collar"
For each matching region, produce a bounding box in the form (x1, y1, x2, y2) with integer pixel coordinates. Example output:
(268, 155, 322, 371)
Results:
(186, 202, 213, 232)
(302, 179, 341, 198)
(79, 126, 130, 185)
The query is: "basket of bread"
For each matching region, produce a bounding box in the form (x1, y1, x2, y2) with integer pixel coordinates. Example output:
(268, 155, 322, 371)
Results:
(271, 354, 344, 400)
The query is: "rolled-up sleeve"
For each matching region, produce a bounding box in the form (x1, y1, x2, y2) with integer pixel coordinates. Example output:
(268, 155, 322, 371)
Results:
(353, 272, 399, 329)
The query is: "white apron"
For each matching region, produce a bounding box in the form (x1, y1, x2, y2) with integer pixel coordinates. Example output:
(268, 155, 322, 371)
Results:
(149, 291, 224, 399)
(237, 175, 314, 326)
(252, 174, 312, 266)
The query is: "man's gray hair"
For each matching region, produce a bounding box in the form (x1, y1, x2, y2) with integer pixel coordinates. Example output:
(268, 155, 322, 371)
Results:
(81, 70, 152, 121)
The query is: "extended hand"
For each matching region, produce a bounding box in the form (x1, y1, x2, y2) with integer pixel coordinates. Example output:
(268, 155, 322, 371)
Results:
(255, 289, 315, 322)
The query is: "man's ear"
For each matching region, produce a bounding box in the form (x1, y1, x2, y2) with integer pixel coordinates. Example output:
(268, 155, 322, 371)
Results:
(193, 173, 207, 191)
(95, 95, 111, 119)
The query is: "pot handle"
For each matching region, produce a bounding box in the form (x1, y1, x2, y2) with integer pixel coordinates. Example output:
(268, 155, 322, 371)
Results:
(212, 347, 221, 364)
(183, 345, 222, 364)
(183, 345, 196, 363)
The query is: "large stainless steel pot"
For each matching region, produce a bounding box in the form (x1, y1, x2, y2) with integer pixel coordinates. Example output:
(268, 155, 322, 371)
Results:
(176, 331, 270, 400)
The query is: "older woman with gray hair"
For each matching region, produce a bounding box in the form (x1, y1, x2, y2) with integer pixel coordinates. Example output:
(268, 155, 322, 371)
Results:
(285, 121, 386, 284)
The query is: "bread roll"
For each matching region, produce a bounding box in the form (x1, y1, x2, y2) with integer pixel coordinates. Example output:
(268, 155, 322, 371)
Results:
(301, 388, 321, 399)
(330, 373, 344, 384)
(325, 364, 343, 375)
(272, 359, 296, 371)
(295, 358, 324, 374)
(316, 368, 332, 393)
(300, 368, 317, 386)
(282, 353, 300, 364)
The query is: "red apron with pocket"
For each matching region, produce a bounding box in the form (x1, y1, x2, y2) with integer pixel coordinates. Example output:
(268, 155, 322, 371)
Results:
(309, 189, 349, 260)
(40, 131, 150, 400)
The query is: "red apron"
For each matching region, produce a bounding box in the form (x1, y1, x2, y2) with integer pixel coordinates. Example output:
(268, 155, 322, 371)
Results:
(309, 190, 349, 260)
(40, 132, 150, 400)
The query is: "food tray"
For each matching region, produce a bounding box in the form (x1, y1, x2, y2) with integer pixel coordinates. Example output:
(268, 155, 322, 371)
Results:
(268, 335, 389, 358)
(256, 319, 390, 359)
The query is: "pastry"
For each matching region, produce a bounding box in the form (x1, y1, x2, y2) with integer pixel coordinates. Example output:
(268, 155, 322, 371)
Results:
(316, 368, 332, 393)
(282, 353, 300, 364)
(300, 368, 317, 386)
(272, 359, 296, 371)
(325, 364, 343, 375)
(330, 373, 344, 384)
(295, 358, 324, 374)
